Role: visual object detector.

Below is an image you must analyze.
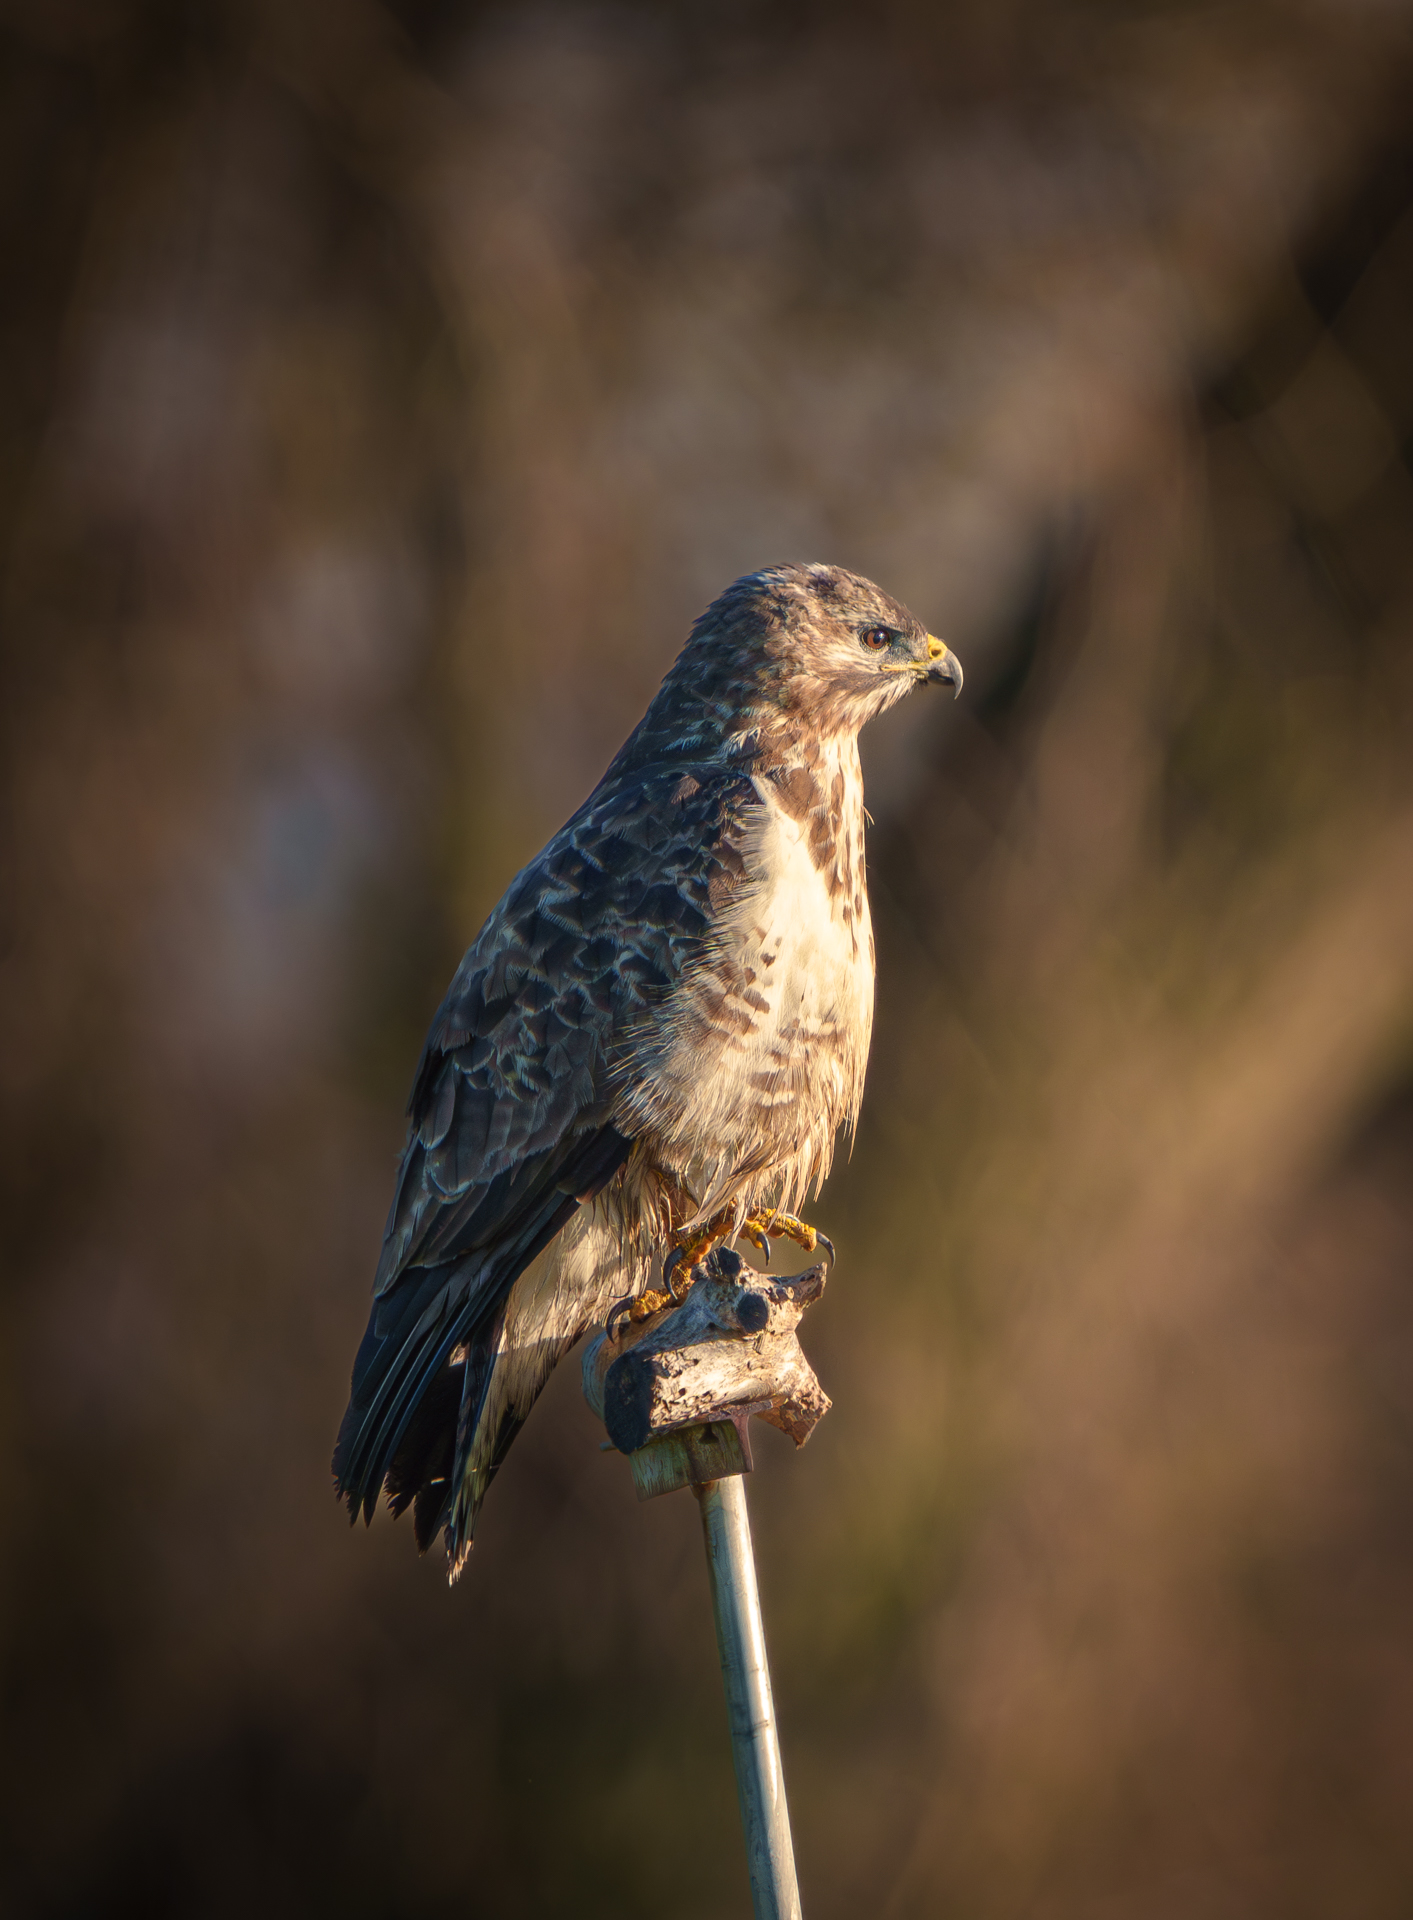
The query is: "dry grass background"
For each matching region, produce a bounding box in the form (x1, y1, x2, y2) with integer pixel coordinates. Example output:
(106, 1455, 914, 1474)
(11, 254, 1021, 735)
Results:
(3, 2, 1413, 1914)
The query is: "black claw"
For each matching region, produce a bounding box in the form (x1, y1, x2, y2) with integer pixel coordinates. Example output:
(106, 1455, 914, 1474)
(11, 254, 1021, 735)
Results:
(662, 1246, 688, 1297)
(605, 1294, 636, 1343)
(815, 1231, 836, 1270)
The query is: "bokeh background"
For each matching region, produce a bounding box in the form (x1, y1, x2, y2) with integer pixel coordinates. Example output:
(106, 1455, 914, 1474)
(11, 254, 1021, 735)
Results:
(5, 1, 1413, 1913)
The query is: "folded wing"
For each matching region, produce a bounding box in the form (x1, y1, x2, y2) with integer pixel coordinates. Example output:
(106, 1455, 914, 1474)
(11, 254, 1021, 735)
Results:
(332, 758, 760, 1552)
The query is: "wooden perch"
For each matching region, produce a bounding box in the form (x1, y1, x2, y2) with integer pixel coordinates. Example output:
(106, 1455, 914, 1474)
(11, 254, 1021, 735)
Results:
(581, 1246, 831, 1500)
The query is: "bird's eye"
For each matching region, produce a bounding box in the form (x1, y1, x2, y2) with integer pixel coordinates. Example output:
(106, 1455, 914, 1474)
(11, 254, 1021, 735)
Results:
(861, 626, 892, 651)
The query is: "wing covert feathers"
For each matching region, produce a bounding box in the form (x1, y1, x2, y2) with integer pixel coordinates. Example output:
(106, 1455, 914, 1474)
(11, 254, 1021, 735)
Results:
(333, 756, 760, 1566)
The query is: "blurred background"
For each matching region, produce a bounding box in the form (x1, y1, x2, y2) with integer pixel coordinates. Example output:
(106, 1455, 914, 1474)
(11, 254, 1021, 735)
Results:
(4, 0, 1413, 1913)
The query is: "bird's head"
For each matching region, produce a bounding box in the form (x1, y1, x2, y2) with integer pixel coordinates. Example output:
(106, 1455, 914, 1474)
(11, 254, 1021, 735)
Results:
(616, 562, 962, 779)
(674, 563, 962, 750)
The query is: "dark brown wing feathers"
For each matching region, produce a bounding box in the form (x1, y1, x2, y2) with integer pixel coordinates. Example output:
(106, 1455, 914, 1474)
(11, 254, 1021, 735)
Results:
(332, 756, 760, 1546)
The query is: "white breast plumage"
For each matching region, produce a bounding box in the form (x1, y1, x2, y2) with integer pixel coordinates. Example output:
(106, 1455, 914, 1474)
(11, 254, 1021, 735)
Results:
(620, 738, 875, 1224)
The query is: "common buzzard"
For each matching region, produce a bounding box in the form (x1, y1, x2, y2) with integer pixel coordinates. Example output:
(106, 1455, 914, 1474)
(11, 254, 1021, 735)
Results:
(333, 563, 961, 1576)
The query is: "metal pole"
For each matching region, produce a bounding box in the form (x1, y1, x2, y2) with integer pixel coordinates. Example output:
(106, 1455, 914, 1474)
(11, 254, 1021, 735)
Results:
(694, 1475, 803, 1920)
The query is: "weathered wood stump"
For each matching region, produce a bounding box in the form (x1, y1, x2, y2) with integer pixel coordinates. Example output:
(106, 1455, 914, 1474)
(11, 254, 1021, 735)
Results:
(581, 1246, 831, 1500)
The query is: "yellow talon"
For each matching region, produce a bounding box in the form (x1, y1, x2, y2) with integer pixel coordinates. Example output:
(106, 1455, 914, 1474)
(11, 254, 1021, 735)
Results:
(740, 1207, 832, 1263)
(741, 1217, 771, 1258)
(658, 1203, 836, 1294)
(665, 1206, 736, 1276)
(605, 1274, 693, 1342)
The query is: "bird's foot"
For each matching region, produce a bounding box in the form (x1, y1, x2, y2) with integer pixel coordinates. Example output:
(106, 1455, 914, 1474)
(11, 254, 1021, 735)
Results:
(658, 1204, 836, 1283)
(603, 1209, 739, 1340)
(666, 1207, 733, 1276)
(605, 1291, 660, 1343)
(605, 1255, 702, 1344)
(738, 1207, 835, 1268)
(606, 1205, 835, 1338)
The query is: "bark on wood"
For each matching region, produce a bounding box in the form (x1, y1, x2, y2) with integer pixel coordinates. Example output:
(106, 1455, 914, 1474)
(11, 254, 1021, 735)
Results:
(581, 1247, 831, 1498)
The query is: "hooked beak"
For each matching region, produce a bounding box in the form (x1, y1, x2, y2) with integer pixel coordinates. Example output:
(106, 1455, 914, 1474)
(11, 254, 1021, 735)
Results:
(925, 635, 963, 696)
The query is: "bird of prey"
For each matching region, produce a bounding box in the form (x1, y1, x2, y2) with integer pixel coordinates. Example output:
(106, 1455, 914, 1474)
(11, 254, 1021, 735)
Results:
(333, 563, 961, 1577)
